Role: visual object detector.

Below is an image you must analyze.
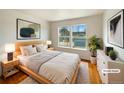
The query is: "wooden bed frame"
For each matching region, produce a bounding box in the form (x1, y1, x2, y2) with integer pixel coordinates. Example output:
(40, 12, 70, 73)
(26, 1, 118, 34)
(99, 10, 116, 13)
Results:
(15, 40, 80, 84)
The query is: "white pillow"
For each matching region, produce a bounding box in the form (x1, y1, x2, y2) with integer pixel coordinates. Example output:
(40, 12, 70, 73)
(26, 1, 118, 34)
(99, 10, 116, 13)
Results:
(20, 45, 37, 56)
(35, 44, 48, 52)
(20, 46, 31, 56)
(28, 47, 37, 55)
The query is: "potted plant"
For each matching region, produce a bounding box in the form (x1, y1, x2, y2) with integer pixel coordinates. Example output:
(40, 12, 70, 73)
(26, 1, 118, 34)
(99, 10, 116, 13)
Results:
(88, 35, 102, 64)
(109, 50, 117, 60)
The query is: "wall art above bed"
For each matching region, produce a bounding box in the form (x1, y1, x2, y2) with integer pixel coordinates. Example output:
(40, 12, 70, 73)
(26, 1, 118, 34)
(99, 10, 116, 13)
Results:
(16, 18, 41, 40)
(107, 10, 124, 48)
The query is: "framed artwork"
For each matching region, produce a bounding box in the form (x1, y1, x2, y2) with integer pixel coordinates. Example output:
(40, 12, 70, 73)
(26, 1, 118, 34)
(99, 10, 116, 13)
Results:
(108, 10, 124, 48)
(16, 18, 41, 40)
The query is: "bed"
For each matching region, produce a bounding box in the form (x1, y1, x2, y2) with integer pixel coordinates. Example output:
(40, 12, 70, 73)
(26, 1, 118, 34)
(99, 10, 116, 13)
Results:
(15, 41, 80, 84)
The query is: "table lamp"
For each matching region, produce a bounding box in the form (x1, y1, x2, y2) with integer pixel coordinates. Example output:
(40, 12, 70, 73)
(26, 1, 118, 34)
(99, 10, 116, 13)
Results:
(5, 44, 15, 61)
(47, 40, 52, 48)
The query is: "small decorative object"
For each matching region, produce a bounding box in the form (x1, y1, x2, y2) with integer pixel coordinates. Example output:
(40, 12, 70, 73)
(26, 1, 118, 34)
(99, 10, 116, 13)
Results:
(47, 40, 52, 48)
(88, 35, 102, 64)
(108, 10, 124, 48)
(5, 44, 15, 61)
(105, 47, 113, 56)
(109, 50, 117, 60)
(17, 18, 41, 40)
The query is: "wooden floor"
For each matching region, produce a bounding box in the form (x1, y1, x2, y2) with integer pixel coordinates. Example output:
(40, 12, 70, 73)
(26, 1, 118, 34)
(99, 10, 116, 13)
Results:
(0, 61, 102, 84)
(0, 71, 28, 84)
(88, 63, 102, 84)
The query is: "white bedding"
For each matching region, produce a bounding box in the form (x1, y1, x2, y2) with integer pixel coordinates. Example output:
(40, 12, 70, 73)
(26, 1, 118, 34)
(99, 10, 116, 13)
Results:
(18, 50, 61, 72)
(18, 50, 80, 84)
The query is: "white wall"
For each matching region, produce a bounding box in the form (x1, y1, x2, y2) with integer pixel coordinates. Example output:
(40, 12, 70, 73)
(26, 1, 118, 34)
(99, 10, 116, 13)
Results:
(103, 9, 124, 61)
(0, 10, 50, 54)
(50, 14, 103, 60)
(0, 10, 50, 76)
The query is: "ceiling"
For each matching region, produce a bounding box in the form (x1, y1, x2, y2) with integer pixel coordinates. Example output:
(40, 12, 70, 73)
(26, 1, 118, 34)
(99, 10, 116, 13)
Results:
(19, 9, 105, 21)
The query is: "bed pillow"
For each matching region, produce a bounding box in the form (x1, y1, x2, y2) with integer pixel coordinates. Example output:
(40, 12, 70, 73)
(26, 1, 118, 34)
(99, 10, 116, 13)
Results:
(35, 44, 48, 52)
(28, 47, 37, 55)
(20, 45, 37, 56)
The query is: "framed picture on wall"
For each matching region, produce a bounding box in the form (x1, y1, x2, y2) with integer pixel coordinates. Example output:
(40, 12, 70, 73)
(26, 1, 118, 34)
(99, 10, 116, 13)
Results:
(16, 18, 41, 40)
(107, 10, 124, 48)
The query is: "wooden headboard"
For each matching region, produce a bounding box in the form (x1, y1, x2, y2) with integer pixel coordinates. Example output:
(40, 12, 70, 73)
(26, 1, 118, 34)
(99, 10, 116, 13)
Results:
(14, 40, 45, 57)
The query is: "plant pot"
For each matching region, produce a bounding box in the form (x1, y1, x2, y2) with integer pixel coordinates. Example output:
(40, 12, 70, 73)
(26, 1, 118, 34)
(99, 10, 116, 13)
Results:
(90, 56, 96, 64)
(110, 55, 117, 60)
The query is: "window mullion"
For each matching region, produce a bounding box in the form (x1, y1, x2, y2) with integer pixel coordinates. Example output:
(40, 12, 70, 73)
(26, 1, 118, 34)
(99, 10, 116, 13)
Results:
(70, 26, 73, 48)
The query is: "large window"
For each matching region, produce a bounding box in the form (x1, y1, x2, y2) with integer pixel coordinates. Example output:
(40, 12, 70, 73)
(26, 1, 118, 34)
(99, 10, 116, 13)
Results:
(58, 24, 87, 49)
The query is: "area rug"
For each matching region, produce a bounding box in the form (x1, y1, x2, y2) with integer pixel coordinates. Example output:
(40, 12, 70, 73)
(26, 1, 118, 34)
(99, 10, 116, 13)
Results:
(19, 62, 89, 84)
(19, 77, 39, 84)
(77, 62, 89, 84)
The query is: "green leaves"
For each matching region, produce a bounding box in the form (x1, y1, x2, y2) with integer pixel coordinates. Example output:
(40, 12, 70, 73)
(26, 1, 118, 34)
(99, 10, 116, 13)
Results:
(109, 50, 117, 60)
(88, 35, 102, 57)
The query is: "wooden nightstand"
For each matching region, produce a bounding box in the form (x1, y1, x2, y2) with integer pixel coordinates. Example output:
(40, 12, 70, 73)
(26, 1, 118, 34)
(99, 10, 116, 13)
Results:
(48, 47, 55, 50)
(2, 58, 19, 79)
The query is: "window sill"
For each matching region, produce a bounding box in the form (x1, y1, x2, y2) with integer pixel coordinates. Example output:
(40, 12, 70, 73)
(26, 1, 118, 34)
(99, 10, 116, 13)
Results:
(58, 46, 88, 51)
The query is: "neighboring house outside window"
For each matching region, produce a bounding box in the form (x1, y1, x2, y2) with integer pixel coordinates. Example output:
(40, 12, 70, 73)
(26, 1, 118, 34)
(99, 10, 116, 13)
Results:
(58, 24, 87, 49)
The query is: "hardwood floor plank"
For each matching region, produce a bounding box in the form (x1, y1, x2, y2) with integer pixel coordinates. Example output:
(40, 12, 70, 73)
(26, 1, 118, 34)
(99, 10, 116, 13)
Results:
(81, 61, 102, 84)
(88, 63, 102, 84)
(0, 71, 28, 84)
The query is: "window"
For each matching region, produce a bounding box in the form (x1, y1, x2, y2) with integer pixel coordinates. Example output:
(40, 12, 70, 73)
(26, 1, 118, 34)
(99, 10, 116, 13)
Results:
(58, 24, 87, 49)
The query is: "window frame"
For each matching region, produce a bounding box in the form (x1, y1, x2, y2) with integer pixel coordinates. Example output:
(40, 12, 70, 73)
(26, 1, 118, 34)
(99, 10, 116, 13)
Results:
(58, 24, 88, 50)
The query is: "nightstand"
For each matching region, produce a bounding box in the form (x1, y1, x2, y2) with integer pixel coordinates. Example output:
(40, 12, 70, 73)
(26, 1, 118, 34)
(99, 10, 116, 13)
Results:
(48, 47, 55, 50)
(2, 58, 19, 79)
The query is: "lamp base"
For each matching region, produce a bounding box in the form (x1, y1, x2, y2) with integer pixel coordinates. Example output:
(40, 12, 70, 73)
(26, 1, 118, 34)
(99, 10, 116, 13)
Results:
(7, 52, 13, 61)
(48, 45, 51, 48)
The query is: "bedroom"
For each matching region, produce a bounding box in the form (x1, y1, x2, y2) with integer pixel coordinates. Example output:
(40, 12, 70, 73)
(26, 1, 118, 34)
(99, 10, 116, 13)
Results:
(0, 9, 124, 84)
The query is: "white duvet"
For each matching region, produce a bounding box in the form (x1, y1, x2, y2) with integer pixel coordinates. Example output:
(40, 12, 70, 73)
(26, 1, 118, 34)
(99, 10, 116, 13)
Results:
(18, 50, 80, 84)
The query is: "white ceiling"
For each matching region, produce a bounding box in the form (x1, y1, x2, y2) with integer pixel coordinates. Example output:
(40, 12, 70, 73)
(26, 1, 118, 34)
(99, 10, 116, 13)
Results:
(19, 9, 105, 21)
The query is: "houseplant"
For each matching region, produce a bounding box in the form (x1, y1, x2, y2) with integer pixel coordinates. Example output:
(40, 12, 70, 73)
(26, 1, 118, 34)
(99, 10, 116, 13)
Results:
(88, 35, 102, 64)
(109, 50, 117, 60)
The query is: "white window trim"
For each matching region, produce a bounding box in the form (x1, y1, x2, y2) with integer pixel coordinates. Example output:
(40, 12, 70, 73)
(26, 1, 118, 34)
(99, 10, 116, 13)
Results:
(58, 24, 88, 50)
(58, 46, 88, 50)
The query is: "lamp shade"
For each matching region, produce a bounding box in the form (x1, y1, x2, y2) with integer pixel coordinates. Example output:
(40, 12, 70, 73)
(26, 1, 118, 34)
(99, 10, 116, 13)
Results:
(5, 44, 15, 53)
(47, 40, 52, 45)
